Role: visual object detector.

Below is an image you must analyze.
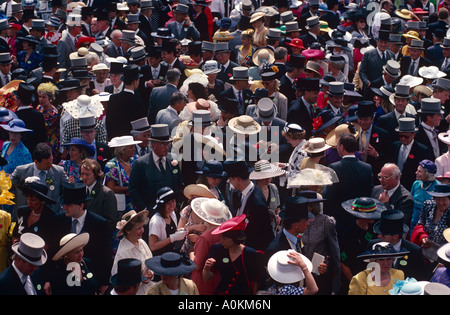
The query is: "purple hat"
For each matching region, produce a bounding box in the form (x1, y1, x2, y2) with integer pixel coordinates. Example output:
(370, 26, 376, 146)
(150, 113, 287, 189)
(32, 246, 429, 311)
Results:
(419, 159, 437, 174)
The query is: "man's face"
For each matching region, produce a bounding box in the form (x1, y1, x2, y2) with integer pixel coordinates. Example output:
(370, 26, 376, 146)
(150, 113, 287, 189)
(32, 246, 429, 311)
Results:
(35, 156, 53, 171)
(426, 113, 443, 127)
(394, 97, 408, 114)
(152, 141, 170, 158)
(304, 90, 319, 104)
(215, 51, 230, 65)
(63, 203, 84, 218)
(434, 90, 450, 103)
(148, 56, 161, 68)
(443, 47, 450, 58)
(357, 116, 374, 131)
(409, 48, 421, 60)
(329, 94, 344, 108)
(0, 63, 11, 75)
(234, 80, 249, 90)
(378, 166, 398, 191)
(80, 165, 96, 186)
(109, 73, 122, 86)
(135, 130, 151, 148)
(81, 128, 96, 144)
(161, 50, 175, 64)
(377, 39, 388, 52)
(398, 132, 415, 146)
(174, 12, 186, 23)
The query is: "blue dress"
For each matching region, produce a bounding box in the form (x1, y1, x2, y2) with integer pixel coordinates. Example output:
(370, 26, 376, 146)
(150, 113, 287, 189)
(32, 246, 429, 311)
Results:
(1, 141, 32, 175)
(17, 50, 43, 73)
(410, 179, 439, 234)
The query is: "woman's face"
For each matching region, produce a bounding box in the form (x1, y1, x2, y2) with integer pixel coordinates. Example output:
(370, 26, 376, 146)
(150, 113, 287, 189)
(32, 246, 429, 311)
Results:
(435, 196, 450, 212)
(285, 134, 300, 147)
(241, 36, 250, 46)
(38, 93, 51, 106)
(164, 199, 177, 214)
(206, 176, 221, 189)
(220, 235, 235, 249)
(376, 258, 394, 273)
(124, 145, 136, 159)
(69, 145, 82, 162)
(65, 245, 84, 264)
(127, 222, 145, 241)
(27, 195, 44, 212)
(8, 131, 21, 145)
(415, 165, 427, 181)
(257, 177, 272, 186)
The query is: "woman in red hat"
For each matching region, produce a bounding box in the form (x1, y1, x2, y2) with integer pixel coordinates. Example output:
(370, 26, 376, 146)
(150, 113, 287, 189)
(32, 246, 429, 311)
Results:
(202, 214, 265, 295)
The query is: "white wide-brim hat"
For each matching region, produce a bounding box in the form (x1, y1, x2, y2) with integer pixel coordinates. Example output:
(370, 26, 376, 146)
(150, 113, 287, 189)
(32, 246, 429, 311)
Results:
(190, 197, 232, 226)
(52, 232, 89, 261)
(228, 115, 261, 135)
(108, 135, 142, 148)
(267, 249, 312, 284)
(62, 94, 104, 119)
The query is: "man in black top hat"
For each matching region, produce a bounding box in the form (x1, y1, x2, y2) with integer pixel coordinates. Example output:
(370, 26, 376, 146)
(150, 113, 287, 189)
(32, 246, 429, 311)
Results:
(106, 64, 147, 141)
(279, 54, 305, 106)
(105, 61, 125, 95)
(54, 182, 112, 293)
(161, 39, 187, 88)
(14, 83, 46, 154)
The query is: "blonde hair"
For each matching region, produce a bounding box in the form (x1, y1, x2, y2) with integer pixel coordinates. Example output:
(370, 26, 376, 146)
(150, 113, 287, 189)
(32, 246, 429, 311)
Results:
(37, 82, 59, 100)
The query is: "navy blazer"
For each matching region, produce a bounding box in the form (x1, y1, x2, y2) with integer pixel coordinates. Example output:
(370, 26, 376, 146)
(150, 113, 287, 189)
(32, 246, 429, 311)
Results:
(219, 87, 253, 116)
(376, 111, 416, 143)
(147, 83, 179, 125)
(0, 264, 44, 295)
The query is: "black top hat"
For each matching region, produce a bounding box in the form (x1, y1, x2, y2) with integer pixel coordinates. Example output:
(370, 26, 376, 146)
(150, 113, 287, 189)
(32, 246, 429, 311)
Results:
(218, 97, 239, 114)
(72, 69, 92, 80)
(109, 61, 124, 74)
(295, 190, 326, 203)
(373, 209, 409, 235)
(196, 160, 227, 178)
(378, 30, 390, 41)
(110, 258, 146, 286)
(286, 54, 305, 68)
(293, 77, 320, 91)
(42, 44, 59, 58)
(61, 182, 92, 204)
(13, 82, 35, 104)
(279, 196, 314, 220)
(187, 41, 202, 55)
(18, 179, 56, 204)
(121, 64, 143, 82)
(223, 160, 253, 177)
(356, 100, 376, 117)
(57, 78, 87, 91)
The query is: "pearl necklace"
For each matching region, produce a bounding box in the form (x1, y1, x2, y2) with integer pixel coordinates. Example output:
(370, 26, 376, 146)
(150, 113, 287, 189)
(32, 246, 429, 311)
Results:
(31, 210, 41, 217)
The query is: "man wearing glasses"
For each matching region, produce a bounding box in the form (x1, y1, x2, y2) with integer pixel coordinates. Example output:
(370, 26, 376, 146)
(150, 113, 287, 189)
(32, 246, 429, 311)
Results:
(371, 163, 414, 227)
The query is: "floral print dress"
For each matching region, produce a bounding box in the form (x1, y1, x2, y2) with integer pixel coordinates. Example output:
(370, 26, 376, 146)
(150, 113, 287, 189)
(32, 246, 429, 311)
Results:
(58, 160, 82, 183)
(36, 105, 59, 162)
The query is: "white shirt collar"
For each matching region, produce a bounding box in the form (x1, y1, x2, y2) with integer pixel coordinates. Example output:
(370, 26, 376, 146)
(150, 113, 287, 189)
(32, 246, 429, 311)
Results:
(72, 210, 87, 234)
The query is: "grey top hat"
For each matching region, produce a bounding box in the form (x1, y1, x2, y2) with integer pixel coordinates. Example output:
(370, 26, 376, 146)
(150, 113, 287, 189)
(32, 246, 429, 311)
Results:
(202, 41, 215, 52)
(120, 30, 136, 43)
(70, 56, 87, 69)
(266, 28, 282, 40)
(256, 97, 277, 122)
(327, 81, 346, 96)
(395, 117, 418, 132)
(281, 11, 297, 23)
(0, 52, 12, 65)
(189, 109, 212, 126)
(305, 16, 320, 29)
(202, 60, 220, 74)
(149, 124, 172, 142)
(392, 84, 411, 98)
(406, 20, 420, 30)
(285, 21, 301, 33)
(129, 46, 148, 62)
(389, 33, 403, 45)
(441, 37, 450, 48)
(11, 233, 47, 266)
(432, 77, 450, 91)
(131, 117, 151, 134)
(11, 3, 22, 14)
(126, 13, 141, 24)
(215, 42, 229, 52)
(380, 15, 391, 25)
(230, 66, 250, 80)
(417, 97, 444, 114)
(175, 3, 189, 14)
(419, 21, 427, 30)
(383, 60, 401, 78)
(79, 115, 96, 130)
(31, 19, 46, 30)
(0, 19, 9, 31)
(410, 39, 425, 50)
(309, 0, 320, 6)
(140, 0, 154, 9)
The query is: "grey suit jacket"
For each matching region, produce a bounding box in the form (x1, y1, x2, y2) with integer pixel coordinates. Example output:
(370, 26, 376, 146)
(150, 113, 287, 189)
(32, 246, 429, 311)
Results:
(56, 32, 77, 69)
(166, 21, 201, 41)
(371, 184, 414, 227)
(85, 180, 118, 233)
(10, 163, 69, 218)
(155, 106, 181, 135)
(148, 83, 179, 125)
(359, 48, 394, 87)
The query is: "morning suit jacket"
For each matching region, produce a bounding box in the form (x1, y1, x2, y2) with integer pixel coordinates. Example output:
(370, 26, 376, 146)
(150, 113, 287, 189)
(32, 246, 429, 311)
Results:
(392, 139, 434, 191)
(363, 124, 392, 185)
(287, 97, 314, 139)
(10, 163, 69, 216)
(376, 110, 416, 143)
(400, 56, 433, 77)
(166, 21, 201, 41)
(323, 156, 374, 231)
(368, 238, 430, 281)
(15, 107, 47, 155)
(56, 31, 78, 69)
(0, 37, 9, 53)
(0, 264, 44, 295)
(147, 83, 179, 125)
(155, 106, 181, 135)
(238, 184, 274, 252)
(128, 151, 183, 216)
(105, 89, 147, 141)
(414, 123, 448, 161)
(359, 48, 394, 88)
(426, 42, 444, 67)
(218, 87, 253, 116)
(371, 184, 415, 229)
(105, 43, 124, 58)
(54, 210, 112, 286)
(299, 32, 326, 49)
(279, 74, 297, 108)
(216, 60, 239, 84)
(84, 180, 118, 234)
(139, 14, 153, 36)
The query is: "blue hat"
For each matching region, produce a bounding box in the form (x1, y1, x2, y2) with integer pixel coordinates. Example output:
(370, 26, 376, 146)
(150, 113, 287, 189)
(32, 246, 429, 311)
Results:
(428, 184, 450, 197)
(196, 160, 227, 178)
(61, 138, 95, 157)
(0, 118, 33, 133)
(145, 252, 195, 276)
(419, 159, 437, 175)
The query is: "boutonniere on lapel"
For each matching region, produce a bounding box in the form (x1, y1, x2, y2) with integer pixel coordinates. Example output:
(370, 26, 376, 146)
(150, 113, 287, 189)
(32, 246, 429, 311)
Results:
(45, 177, 55, 191)
(408, 154, 415, 159)
(227, 73, 232, 77)
(171, 160, 179, 174)
(372, 133, 379, 143)
(183, 21, 188, 32)
(97, 147, 106, 163)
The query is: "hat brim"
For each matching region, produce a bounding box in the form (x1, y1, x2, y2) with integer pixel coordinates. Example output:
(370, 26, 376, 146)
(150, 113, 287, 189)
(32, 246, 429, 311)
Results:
(12, 242, 47, 266)
(183, 185, 216, 199)
(267, 250, 313, 284)
(0, 124, 33, 133)
(372, 220, 410, 235)
(341, 198, 387, 219)
(228, 117, 261, 135)
(357, 249, 410, 262)
(314, 114, 343, 134)
(17, 185, 56, 204)
(249, 166, 285, 180)
(190, 197, 232, 226)
(52, 233, 90, 261)
(144, 256, 196, 276)
(116, 210, 149, 237)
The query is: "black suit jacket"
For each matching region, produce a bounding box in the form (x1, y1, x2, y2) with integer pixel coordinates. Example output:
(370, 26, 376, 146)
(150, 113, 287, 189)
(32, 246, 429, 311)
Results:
(279, 74, 296, 107)
(54, 210, 112, 286)
(0, 264, 44, 295)
(323, 157, 374, 231)
(299, 32, 326, 49)
(400, 56, 433, 77)
(287, 97, 314, 139)
(363, 124, 392, 185)
(219, 87, 253, 116)
(376, 111, 416, 143)
(392, 140, 434, 191)
(415, 123, 448, 161)
(216, 60, 239, 84)
(105, 90, 146, 141)
(15, 107, 47, 154)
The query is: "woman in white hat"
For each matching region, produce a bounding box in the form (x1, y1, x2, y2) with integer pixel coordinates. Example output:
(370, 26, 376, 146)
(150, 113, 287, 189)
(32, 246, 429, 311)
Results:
(189, 197, 232, 295)
(266, 249, 318, 295)
(45, 232, 100, 295)
(111, 210, 154, 295)
(277, 123, 308, 182)
(104, 135, 142, 215)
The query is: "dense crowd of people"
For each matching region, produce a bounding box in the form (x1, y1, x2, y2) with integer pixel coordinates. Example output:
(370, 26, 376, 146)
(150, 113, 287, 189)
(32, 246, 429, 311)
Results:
(1, 0, 450, 297)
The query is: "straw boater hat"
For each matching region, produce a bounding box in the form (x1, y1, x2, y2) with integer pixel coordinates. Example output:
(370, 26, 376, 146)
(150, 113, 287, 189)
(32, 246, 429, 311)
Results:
(115, 210, 149, 237)
(190, 197, 232, 226)
(302, 137, 331, 154)
(249, 160, 285, 180)
(267, 249, 313, 284)
(228, 115, 261, 135)
(52, 232, 89, 261)
(11, 233, 47, 266)
(183, 184, 215, 199)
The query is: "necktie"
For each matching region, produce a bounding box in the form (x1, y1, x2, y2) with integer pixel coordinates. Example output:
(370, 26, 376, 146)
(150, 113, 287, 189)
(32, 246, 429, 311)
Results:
(381, 51, 386, 63)
(86, 187, 90, 196)
(221, 65, 225, 72)
(409, 60, 416, 75)
(442, 58, 448, 71)
(398, 145, 407, 171)
(140, 147, 147, 156)
(71, 219, 79, 234)
(238, 91, 244, 114)
(114, 87, 119, 94)
(21, 275, 36, 295)
(361, 130, 367, 149)
(39, 170, 46, 183)
(158, 158, 166, 175)
(296, 235, 303, 253)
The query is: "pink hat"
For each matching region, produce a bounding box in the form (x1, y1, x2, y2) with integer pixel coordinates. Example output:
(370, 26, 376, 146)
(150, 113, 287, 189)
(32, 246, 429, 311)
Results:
(302, 49, 325, 60)
(212, 214, 247, 235)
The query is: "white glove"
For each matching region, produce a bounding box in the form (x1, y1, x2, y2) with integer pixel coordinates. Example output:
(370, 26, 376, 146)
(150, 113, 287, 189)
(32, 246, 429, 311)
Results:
(170, 230, 187, 243)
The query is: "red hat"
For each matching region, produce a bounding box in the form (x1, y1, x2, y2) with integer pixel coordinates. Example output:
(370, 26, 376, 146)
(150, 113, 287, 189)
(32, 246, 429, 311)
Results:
(287, 38, 305, 50)
(412, 8, 428, 14)
(76, 36, 95, 48)
(302, 48, 325, 60)
(212, 214, 247, 235)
